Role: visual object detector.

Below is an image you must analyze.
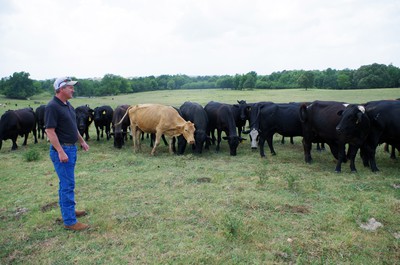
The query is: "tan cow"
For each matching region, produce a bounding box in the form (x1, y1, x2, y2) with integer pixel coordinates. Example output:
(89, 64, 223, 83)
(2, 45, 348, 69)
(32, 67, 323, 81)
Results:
(116, 104, 195, 155)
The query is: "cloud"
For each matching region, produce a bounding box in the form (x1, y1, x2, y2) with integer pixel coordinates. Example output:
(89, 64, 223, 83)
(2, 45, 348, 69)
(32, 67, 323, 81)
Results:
(0, 0, 399, 79)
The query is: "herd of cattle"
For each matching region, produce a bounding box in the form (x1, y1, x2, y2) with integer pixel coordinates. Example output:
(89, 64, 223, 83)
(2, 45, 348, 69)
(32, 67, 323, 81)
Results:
(0, 99, 399, 173)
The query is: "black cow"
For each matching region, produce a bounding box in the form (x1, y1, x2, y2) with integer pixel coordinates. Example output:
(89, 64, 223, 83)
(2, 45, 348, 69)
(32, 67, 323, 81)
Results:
(230, 100, 250, 137)
(35, 105, 46, 139)
(75, 105, 94, 141)
(359, 100, 400, 172)
(112, 104, 130, 148)
(335, 104, 371, 172)
(300, 100, 361, 172)
(245, 102, 303, 157)
(93, 105, 114, 141)
(0, 108, 37, 150)
(204, 101, 245, 156)
(177, 101, 210, 154)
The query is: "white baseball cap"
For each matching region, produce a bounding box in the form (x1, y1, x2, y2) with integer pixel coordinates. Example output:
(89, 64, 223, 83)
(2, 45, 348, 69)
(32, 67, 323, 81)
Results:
(53, 77, 78, 90)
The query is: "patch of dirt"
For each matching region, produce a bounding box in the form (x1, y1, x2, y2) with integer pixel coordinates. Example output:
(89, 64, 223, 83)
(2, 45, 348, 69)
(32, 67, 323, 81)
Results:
(276, 204, 311, 214)
(41, 202, 58, 212)
(197, 177, 211, 183)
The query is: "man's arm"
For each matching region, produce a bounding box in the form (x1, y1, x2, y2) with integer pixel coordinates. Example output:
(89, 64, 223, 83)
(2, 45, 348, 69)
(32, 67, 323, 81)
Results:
(77, 130, 90, 151)
(45, 128, 69, 162)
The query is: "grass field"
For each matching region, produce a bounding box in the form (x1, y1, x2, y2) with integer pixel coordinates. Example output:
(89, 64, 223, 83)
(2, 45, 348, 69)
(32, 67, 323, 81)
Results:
(1, 88, 399, 264)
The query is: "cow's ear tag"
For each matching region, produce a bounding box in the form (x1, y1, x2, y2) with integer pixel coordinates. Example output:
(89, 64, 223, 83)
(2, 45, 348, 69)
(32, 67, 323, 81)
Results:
(88, 117, 92, 122)
(102, 111, 106, 115)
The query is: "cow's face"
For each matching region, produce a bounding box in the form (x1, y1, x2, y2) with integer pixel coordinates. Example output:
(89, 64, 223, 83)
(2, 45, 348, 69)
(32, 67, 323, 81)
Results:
(194, 130, 209, 154)
(94, 108, 107, 122)
(249, 128, 259, 149)
(182, 121, 196, 145)
(223, 135, 246, 156)
(237, 100, 249, 121)
(336, 105, 370, 142)
(76, 112, 90, 134)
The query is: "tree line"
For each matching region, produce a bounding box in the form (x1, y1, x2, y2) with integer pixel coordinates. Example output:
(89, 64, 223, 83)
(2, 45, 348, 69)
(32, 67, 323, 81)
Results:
(1, 63, 399, 99)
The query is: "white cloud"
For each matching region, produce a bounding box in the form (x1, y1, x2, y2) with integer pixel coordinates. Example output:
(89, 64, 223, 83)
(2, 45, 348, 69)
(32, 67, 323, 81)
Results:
(0, 0, 399, 79)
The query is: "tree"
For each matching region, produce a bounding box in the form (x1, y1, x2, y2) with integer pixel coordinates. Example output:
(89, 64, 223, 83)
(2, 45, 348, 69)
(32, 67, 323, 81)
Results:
(297, 71, 315, 90)
(242, 71, 257, 89)
(0, 72, 36, 99)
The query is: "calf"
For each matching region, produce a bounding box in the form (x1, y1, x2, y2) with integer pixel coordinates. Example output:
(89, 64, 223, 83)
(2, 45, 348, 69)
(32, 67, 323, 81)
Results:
(204, 101, 245, 156)
(75, 105, 94, 141)
(116, 104, 195, 155)
(112, 104, 130, 148)
(0, 108, 37, 150)
(230, 100, 250, 137)
(93, 105, 114, 141)
(335, 104, 371, 172)
(35, 105, 46, 139)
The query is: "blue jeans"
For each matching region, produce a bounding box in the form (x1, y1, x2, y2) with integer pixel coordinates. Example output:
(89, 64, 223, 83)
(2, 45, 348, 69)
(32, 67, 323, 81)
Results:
(50, 145, 78, 226)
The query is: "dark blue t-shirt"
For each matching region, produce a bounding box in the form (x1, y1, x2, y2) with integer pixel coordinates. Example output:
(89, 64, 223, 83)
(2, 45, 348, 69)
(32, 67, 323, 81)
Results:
(45, 96, 78, 144)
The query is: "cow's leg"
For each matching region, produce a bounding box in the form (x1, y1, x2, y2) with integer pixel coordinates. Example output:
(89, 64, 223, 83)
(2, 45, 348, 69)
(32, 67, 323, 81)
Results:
(211, 129, 216, 145)
(168, 136, 175, 154)
(177, 135, 186, 155)
(369, 148, 379, 172)
(137, 129, 143, 151)
(290, 137, 294, 145)
(281, 136, 285, 144)
(302, 137, 312, 163)
(96, 126, 100, 141)
(131, 125, 138, 152)
(390, 145, 396, 159)
(32, 126, 38, 144)
(151, 132, 162, 155)
(347, 145, 359, 173)
(106, 125, 111, 140)
(216, 130, 222, 152)
(259, 136, 266, 157)
(23, 133, 29, 146)
(85, 128, 90, 141)
(266, 134, 276, 155)
(335, 143, 346, 173)
(11, 136, 18, 150)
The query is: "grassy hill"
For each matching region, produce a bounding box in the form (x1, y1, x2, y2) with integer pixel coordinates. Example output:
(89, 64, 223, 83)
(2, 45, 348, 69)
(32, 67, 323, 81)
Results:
(0, 88, 399, 264)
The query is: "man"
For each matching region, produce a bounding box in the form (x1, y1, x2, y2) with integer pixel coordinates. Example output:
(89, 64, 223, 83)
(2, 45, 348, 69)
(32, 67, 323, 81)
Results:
(45, 77, 90, 231)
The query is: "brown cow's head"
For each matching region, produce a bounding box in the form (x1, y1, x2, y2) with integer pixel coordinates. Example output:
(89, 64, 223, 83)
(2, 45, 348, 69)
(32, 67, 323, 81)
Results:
(182, 121, 196, 144)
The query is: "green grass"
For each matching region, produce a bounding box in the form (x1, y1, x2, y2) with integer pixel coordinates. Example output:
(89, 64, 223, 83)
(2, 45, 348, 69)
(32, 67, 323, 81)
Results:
(1, 88, 399, 264)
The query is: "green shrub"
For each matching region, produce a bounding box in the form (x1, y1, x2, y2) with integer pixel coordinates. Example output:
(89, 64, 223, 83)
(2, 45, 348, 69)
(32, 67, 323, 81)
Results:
(24, 149, 40, 162)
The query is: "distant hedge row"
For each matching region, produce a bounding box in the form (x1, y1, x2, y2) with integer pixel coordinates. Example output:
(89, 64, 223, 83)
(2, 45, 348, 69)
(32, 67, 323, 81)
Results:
(1, 63, 399, 99)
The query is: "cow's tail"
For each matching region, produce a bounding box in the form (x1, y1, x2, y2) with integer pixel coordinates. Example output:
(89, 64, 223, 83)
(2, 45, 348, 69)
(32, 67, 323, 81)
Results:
(299, 103, 308, 123)
(114, 105, 133, 126)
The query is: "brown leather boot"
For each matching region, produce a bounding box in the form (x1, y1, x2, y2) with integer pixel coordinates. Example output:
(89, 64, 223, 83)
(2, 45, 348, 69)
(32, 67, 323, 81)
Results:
(75, 210, 87, 217)
(64, 222, 89, 231)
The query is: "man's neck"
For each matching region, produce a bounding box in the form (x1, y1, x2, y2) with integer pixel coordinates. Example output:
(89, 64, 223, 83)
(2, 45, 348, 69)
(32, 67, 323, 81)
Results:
(55, 94, 68, 104)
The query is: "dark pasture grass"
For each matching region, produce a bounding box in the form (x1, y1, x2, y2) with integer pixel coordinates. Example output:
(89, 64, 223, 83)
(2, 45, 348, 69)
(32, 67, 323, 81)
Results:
(0, 88, 399, 264)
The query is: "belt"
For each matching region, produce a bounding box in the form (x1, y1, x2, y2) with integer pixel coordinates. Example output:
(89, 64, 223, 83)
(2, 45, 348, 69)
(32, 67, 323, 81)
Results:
(60, 143, 75, 146)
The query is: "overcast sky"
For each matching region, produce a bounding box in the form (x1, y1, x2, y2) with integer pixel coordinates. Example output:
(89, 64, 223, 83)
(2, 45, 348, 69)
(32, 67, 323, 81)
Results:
(1, 0, 399, 80)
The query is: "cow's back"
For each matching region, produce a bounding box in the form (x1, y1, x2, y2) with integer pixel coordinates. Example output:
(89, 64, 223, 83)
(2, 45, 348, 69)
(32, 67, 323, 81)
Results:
(130, 104, 183, 134)
(365, 100, 400, 142)
(305, 101, 346, 140)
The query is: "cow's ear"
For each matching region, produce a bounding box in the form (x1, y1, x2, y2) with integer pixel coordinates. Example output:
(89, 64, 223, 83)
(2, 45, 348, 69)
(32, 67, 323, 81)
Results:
(239, 137, 247, 143)
(337, 110, 344, 116)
